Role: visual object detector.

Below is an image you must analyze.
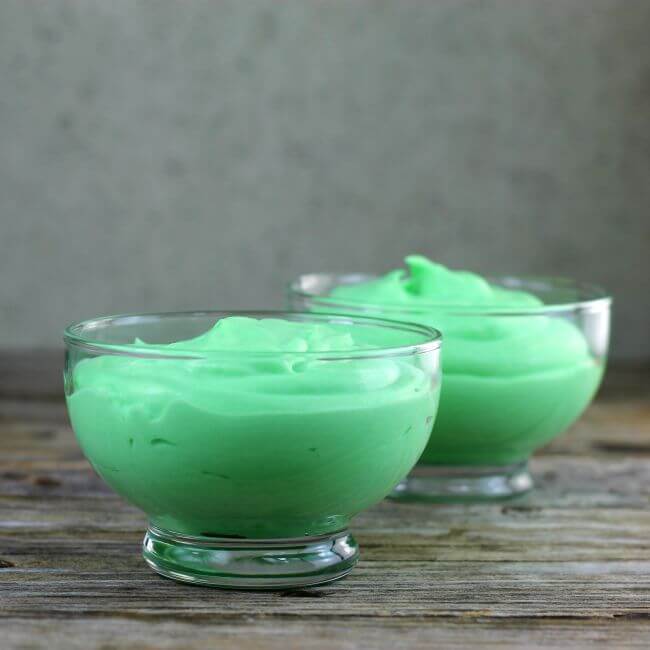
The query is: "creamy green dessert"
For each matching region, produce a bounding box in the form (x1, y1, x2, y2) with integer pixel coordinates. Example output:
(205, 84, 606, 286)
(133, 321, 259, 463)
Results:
(66, 317, 439, 538)
(329, 256, 604, 466)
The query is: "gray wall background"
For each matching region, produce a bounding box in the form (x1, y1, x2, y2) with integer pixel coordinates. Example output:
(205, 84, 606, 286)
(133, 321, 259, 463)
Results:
(0, 0, 648, 360)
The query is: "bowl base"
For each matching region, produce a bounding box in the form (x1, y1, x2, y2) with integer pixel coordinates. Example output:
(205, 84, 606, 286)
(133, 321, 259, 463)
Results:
(142, 526, 359, 589)
(389, 461, 533, 502)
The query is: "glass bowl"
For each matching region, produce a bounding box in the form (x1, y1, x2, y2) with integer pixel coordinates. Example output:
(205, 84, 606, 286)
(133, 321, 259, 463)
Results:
(63, 311, 441, 588)
(289, 275, 611, 501)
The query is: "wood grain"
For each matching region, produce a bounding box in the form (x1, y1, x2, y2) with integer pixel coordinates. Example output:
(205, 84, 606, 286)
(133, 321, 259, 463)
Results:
(0, 355, 649, 649)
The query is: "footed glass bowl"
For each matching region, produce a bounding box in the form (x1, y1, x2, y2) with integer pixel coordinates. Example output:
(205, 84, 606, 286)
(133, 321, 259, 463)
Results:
(64, 311, 441, 588)
(290, 275, 611, 501)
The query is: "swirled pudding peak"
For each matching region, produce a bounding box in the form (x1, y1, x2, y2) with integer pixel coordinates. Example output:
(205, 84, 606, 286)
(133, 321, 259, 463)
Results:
(134, 316, 427, 354)
(331, 255, 541, 308)
(164, 318, 355, 353)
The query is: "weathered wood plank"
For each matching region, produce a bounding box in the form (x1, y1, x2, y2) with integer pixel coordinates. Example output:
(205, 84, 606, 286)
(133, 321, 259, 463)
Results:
(3, 444, 650, 507)
(1, 395, 649, 467)
(1, 456, 649, 621)
(0, 360, 649, 648)
(1, 571, 649, 620)
(3, 617, 649, 650)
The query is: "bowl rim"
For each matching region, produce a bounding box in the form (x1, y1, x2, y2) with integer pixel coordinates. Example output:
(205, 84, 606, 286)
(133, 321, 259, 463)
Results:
(289, 273, 612, 316)
(64, 310, 442, 359)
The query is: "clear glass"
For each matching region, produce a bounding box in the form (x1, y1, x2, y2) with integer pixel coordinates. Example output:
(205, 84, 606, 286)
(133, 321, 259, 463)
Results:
(289, 275, 611, 501)
(64, 311, 441, 588)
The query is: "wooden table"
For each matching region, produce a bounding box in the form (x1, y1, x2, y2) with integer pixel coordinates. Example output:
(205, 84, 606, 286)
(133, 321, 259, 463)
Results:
(1, 354, 649, 649)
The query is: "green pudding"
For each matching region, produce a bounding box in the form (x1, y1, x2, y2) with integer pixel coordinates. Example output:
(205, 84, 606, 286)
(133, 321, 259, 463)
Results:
(319, 256, 609, 469)
(66, 316, 440, 539)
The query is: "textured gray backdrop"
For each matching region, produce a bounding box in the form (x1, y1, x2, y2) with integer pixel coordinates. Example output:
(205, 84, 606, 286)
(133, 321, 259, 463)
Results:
(0, 0, 648, 360)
